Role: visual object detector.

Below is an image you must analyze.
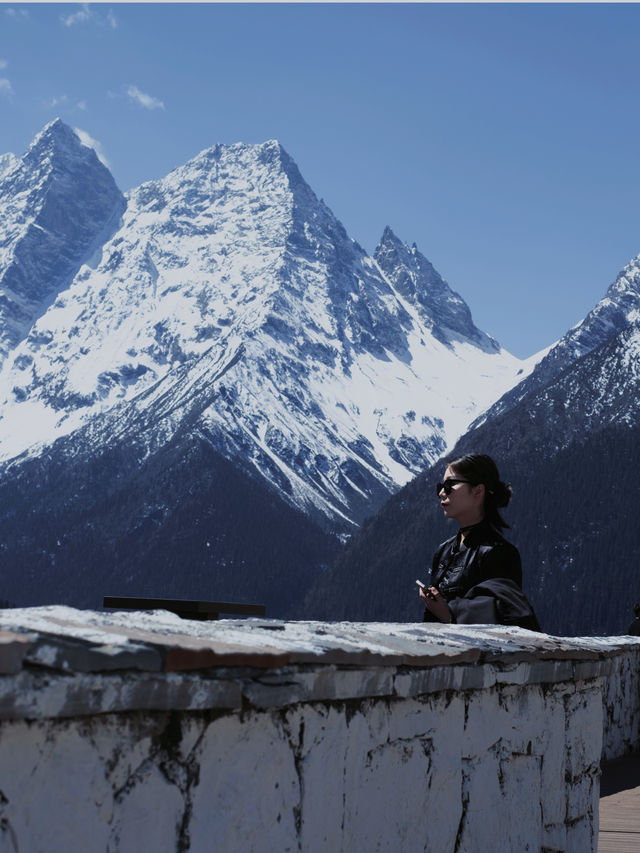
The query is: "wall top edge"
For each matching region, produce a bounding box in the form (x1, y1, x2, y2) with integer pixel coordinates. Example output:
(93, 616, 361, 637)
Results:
(0, 605, 636, 678)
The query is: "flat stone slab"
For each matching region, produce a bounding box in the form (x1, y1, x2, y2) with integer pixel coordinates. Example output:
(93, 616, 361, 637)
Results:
(0, 606, 636, 719)
(0, 630, 37, 674)
(0, 606, 637, 676)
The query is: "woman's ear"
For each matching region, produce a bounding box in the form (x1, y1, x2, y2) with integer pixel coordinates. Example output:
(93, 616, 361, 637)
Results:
(472, 483, 485, 501)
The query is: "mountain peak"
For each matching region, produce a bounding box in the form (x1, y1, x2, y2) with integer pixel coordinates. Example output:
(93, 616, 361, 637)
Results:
(39, 116, 69, 134)
(29, 117, 79, 150)
(378, 226, 418, 254)
(374, 229, 500, 353)
(23, 118, 104, 174)
(0, 119, 125, 364)
(378, 225, 403, 248)
(165, 137, 309, 203)
(383, 225, 397, 238)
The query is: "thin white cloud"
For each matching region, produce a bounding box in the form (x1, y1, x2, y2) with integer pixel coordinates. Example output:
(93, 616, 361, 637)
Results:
(5, 8, 29, 18)
(0, 79, 13, 97)
(46, 95, 87, 113)
(126, 85, 164, 111)
(61, 4, 91, 27)
(61, 5, 117, 30)
(73, 127, 110, 169)
(0, 60, 7, 71)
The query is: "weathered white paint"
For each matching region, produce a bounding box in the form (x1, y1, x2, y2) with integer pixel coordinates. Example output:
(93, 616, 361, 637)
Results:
(600, 644, 640, 760)
(0, 607, 635, 853)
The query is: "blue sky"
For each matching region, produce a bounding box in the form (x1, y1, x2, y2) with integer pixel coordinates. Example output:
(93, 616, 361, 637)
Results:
(2, 3, 640, 358)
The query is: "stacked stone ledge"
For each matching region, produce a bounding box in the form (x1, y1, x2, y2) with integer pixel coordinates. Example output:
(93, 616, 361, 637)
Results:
(0, 606, 636, 852)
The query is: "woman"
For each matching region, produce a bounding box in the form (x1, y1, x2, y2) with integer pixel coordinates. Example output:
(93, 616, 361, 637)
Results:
(418, 454, 540, 630)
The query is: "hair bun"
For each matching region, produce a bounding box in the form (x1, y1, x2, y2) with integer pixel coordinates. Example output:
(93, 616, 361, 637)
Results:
(494, 480, 512, 508)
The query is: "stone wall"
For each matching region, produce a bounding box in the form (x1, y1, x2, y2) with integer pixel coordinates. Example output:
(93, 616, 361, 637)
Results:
(0, 606, 636, 852)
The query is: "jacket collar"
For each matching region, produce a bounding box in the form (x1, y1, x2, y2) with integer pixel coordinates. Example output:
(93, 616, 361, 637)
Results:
(458, 519, 501, 547)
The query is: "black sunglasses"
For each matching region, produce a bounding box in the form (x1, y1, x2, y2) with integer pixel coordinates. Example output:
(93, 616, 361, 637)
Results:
(436, 478, 473, 496)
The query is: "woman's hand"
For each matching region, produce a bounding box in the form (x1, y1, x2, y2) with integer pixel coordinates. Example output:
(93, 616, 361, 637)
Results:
(419, 586, 452, 624)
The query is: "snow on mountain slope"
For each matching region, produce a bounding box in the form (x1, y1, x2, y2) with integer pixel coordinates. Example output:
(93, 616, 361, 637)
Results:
(453, 321, 640, 467)
(0, 124, 536, 524)
(0, 152, 17, 178)
(517, 322, 640, 442)
(370, 228, 543, 447)
(0, 119, 125, 365)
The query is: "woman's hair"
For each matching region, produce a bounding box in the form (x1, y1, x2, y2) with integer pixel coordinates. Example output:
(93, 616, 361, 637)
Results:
(447, 453, 512, 529)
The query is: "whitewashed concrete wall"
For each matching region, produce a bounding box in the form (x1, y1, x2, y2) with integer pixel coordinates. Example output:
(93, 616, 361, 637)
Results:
(600, 641, 640, 760)
(0, 607, 635, 853)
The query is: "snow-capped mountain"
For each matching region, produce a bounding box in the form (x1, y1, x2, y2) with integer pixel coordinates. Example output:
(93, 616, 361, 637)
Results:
(0, 120, 125, 366)
(0, 121, 535, 526)
(471, 251, 640, 428)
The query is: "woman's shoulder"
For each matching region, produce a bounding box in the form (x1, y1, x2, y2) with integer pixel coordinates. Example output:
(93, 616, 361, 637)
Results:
(483, 537, 521, 563)
(435, 531, 458, 552)
(470, 521, 516, 547)
(469, 524, 521, 563)
(476, 527, 522, 580)
(432, 533, 457, 565)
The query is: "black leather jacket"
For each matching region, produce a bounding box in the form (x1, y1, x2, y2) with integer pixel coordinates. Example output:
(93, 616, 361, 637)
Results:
(423, 520, 540, 630)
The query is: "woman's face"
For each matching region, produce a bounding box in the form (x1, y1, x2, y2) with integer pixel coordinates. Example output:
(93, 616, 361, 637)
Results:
(438, 465, 485, 526)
